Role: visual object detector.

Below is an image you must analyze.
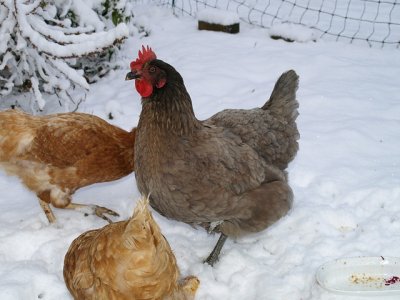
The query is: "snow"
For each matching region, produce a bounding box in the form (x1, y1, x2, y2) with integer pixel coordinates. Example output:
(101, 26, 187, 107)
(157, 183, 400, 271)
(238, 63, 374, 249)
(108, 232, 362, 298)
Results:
(17, 3, 129, 59)
(269, 22, 318, 43)
(1, 3, 400, 300)
(50, 59, 89, 90)
(197, 8, 240, 25)
(30, 77, 45, 110)
(70, 0, 105, 31)
(1, 0, 132, 110)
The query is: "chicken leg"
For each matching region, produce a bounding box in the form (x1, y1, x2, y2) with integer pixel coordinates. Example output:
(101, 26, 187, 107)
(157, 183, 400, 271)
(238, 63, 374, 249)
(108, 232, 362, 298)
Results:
(204, 180, 293, 265)
(204, 233, 228, 266)
(36, 188, 120, 223)
(38, 194, 119, 223)
(39, 199, 56, 223)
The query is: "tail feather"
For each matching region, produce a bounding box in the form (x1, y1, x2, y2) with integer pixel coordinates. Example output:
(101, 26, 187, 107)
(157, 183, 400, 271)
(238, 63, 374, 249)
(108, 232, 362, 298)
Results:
(262, 70, 299, 122)
(123, 196, 158, 249)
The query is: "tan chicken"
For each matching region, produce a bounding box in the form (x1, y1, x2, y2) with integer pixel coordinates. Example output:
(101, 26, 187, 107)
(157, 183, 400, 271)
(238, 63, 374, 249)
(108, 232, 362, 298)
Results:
(63, 197, 200, 300)
(0, 109, 136, 223)
(126, 46, 299, 265)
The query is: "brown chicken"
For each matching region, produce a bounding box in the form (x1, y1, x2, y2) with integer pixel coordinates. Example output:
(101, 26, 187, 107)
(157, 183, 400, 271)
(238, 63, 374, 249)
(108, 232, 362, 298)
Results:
(126, 46, 299, 265)
(63, 197, 200, 300)
(0, 109, 135, 223)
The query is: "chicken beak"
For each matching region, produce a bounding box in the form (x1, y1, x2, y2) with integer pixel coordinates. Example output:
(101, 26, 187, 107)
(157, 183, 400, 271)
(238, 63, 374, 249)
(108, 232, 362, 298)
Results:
(125, 71, 140, 81)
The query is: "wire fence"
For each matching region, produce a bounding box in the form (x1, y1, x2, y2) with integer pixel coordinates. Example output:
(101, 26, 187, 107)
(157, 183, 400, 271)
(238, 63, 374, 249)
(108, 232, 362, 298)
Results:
(149, 0, 400, 48)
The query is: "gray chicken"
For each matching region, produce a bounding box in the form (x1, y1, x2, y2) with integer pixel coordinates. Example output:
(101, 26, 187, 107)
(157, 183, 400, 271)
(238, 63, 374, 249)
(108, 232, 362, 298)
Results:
(126, 46, 299, 265)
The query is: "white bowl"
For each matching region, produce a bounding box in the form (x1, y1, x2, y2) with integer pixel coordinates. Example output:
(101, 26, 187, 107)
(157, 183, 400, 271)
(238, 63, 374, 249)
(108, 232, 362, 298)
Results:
(316, 256, 400, 296)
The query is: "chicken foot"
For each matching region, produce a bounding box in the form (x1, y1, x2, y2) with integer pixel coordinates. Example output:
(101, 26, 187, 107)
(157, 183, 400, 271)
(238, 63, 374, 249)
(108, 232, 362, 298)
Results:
(204, 233, 228, 266)
(65, 203, 120, 223)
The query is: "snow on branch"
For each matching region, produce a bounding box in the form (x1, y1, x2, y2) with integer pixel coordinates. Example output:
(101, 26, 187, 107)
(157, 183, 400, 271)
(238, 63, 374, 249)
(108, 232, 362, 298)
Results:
(0, 0, 130, 112)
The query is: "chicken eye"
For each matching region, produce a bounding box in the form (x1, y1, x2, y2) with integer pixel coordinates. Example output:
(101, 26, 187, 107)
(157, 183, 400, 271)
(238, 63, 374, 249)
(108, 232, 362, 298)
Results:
(149, 66, 156, 73)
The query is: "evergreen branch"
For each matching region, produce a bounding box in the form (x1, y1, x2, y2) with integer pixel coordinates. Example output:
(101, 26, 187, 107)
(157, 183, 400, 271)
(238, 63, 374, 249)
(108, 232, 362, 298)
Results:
(24, 0, 42, 15)
(1, 0, 133, 112)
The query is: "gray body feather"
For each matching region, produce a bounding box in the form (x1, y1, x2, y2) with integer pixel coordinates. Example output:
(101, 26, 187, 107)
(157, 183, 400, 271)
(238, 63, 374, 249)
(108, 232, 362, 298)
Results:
(134, 63, 299, 237)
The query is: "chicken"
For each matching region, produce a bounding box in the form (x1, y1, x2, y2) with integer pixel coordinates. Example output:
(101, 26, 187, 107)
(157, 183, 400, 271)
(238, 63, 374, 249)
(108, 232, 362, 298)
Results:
(0, 109, 136, 223)
(63, 197, 200, 300)
(126, 46, 299, 265)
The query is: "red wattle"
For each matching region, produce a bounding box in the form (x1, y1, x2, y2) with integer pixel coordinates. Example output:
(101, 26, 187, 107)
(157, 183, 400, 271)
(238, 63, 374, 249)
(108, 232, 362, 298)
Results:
(135, 80, 153, 98)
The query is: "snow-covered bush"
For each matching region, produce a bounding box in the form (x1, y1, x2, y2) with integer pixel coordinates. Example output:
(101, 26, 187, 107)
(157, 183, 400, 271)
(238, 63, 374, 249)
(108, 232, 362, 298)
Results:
(0, 0, 131, 112)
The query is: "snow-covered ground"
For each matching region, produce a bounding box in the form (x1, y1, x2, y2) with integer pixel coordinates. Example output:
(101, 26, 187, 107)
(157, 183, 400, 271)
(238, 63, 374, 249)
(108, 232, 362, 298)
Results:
(0, 4, 400, 300)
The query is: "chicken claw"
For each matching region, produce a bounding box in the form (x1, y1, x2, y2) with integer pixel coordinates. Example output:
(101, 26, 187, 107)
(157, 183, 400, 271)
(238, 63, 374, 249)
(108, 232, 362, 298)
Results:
(66, 203, 120, 223)
(91, 205, 120, 223)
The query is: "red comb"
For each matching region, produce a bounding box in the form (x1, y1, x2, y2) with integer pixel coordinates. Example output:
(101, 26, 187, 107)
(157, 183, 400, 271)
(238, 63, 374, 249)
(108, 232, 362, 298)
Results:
(130, 45, 157, 70)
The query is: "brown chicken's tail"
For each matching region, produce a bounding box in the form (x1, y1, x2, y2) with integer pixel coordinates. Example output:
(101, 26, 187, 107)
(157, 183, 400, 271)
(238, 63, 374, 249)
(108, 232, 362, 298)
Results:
(123, 196, 161, 249)
(262, 70, 299, 123)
